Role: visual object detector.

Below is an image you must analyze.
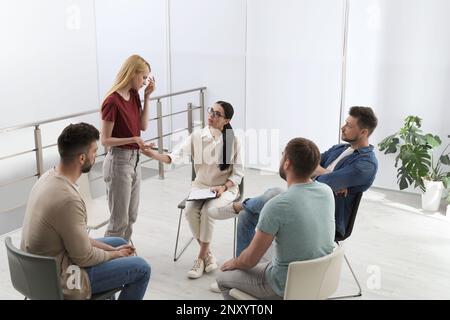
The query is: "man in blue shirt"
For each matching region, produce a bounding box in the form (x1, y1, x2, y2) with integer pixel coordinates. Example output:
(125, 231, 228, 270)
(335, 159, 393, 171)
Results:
(210, 106, 378, 256)
(216, 138, 335, 299)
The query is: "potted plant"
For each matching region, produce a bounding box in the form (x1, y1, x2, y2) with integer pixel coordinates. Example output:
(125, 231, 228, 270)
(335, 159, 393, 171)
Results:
(378, 116, 450, 211)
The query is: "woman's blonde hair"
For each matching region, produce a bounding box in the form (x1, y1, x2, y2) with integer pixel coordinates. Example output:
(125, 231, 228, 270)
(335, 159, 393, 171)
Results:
(101, 54, 151, 109)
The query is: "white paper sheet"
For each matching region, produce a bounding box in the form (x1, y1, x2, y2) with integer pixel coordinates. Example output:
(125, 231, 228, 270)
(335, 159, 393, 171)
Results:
(187, 188, 217, 201)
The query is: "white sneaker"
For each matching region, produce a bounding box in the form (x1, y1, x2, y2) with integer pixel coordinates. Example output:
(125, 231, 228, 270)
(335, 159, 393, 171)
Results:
(187, 259, 205, 279)
(208, 202, 239, 220)
(204, 253, 218, 273)
(210, 281, 221, 293)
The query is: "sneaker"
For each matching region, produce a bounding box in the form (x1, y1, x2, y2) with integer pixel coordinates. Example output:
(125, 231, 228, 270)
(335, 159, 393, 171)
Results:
(187, 259, 205, 279)
(204, 252, 218, 273)
(208, 202, 239, 220)
(210, 281, 221, 293)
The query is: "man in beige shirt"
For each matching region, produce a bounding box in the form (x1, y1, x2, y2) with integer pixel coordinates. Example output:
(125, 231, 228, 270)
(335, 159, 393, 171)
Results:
(21, 123, 150, 299)
(143, 101, 244, 279)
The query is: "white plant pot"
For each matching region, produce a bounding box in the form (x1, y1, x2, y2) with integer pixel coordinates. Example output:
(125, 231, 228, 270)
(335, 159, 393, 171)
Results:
(421, 180, 444, 211)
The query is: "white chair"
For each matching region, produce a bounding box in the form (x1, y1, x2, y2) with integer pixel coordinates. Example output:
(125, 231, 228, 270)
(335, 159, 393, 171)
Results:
(229, 245, 345, 300)
(77, 173, 110, 232)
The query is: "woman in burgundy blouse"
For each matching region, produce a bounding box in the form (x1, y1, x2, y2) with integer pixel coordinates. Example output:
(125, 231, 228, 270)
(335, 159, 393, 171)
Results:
(100, 54, 155, 242)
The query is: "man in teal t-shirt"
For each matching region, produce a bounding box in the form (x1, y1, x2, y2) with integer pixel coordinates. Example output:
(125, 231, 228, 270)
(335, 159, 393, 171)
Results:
(216, 137, 335, 299)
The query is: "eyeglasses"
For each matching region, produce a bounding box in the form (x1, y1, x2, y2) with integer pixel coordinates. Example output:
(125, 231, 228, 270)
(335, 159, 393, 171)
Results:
(207, 107, 224, 119)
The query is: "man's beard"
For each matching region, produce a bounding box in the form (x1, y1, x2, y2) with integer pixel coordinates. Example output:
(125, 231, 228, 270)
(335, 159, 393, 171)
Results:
(279, 164, 287, 181)
(81, 160, 94, 173)
(342, 134, 359, 143)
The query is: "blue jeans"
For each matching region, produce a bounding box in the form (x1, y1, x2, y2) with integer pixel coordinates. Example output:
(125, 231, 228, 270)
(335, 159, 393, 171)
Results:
(236, 188, 284, 256)
(85, 237, 151, 300)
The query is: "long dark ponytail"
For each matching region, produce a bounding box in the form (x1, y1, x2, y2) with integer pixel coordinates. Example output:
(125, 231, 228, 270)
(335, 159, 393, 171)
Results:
(216, 101, 235, 171)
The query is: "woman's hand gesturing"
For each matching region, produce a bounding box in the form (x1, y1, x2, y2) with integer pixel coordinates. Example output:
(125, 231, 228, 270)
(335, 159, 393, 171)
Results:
(144, 76, 156, 98)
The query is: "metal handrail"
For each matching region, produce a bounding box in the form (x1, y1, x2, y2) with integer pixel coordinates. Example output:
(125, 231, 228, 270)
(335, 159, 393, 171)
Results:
(0, 87, 206, 214)
(0, 174, 38, 189)
(0, 87, 206, 133)
(0, 149, 36, 162)
(0, 87, 206, 134)
(0, 106, 203, 162)
(149, 106, 201, 121)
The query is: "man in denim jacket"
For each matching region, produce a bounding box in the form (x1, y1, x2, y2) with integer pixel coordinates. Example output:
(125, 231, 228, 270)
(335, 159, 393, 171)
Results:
(210, 106, 378, 256)
(314, 106, 378, 238)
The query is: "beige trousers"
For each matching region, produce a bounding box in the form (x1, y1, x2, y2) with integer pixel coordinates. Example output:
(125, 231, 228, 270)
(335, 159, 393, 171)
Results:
(184, 190, 236, 243)
(103, 147, 141, 242)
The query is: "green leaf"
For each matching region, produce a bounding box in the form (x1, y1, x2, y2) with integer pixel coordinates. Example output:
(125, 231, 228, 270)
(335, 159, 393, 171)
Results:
(442, 177, 450, 189)
(425, 134, 441, 148)
(398, 176, 409, 190)
(434, 135, 442, 145)
(378, 115, 446, 192)
(404, 116, 422, 129)
(440, 154, 450, 165)
(378, 134, 399, 154)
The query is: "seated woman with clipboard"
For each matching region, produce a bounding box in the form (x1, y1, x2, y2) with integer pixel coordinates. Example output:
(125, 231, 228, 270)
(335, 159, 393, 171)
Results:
(142, 101, 243, 279)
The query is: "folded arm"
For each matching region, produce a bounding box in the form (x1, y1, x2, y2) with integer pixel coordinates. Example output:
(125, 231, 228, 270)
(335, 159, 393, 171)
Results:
(316, 159, 376, 191)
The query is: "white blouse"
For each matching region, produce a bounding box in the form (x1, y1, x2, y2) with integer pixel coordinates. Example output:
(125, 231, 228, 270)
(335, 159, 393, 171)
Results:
(168, 126, 244, 192)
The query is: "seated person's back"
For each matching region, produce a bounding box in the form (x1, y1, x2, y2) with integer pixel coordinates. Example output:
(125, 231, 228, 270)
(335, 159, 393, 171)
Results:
(258, 180, 335, 296)
(216, 137, 335, 300)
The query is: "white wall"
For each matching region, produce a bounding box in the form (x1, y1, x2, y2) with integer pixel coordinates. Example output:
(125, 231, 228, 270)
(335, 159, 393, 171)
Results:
(0, 0, 99, 128)
(94, 0, 247, 150)
(169, 0, 247, 136)
(245, 0, 345, 171)
(345, 0, 450, 191)
(0, 0, 100, 215)
(95, 0, 169, 144)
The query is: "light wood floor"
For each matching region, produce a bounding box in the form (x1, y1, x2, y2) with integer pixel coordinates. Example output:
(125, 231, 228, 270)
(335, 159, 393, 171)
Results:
(1, 165, 449, 300)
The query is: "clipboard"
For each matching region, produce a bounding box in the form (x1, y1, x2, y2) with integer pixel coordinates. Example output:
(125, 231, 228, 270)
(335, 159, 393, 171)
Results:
(187, 188, 217, 201)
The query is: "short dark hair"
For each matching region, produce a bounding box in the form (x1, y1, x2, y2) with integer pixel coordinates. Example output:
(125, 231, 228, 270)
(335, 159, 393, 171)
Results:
(57, 123, 99, 164)
(349, 106, 378, 136)
(284, 138, 320, 179)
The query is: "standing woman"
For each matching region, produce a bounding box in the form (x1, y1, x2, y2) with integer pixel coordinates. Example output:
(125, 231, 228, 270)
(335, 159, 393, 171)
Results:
(142, 101, 244, 279)
(101, 54, 155, 242)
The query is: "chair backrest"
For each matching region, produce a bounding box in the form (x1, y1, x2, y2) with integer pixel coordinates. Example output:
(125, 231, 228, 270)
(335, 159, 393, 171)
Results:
(4, 237, 63, 300)
(77, 173, 93, 202)
(235, 177, 244, 202)
(335, 192, 363, 242)
(283, 246, 345, 300)
(191, 162, 196, 181)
